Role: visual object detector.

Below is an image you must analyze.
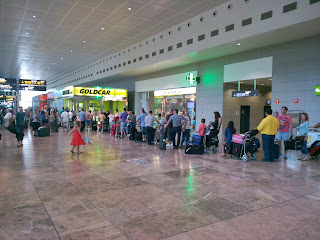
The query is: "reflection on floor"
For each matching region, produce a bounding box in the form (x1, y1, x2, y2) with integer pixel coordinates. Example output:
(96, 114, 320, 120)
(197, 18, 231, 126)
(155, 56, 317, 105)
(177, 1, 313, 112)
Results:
(0, 128, 320, 240)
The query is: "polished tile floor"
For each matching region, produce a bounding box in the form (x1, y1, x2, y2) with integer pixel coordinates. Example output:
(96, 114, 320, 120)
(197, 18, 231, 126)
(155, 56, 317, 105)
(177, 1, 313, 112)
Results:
(0, 128, 320, 240)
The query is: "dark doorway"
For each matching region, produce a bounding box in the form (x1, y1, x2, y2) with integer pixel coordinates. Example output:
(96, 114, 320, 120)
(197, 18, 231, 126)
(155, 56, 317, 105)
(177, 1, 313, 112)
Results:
(240, 105, 250, 133)
(264, 106, 271, 118)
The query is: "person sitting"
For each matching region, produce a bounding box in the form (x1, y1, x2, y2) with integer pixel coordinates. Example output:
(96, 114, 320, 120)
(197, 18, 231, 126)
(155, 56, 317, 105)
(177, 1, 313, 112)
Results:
(191, 118, 206, 142)
(220, 121, 236, 157)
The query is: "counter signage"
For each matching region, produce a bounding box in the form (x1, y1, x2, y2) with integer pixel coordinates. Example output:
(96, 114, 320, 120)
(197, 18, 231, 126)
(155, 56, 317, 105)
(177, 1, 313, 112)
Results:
(19, 79, 46, 86)
(154, 87, 196, 97)
(74, 87, 127, 97)
(315, 86, 320, 96)
(232, 90, 259, 97)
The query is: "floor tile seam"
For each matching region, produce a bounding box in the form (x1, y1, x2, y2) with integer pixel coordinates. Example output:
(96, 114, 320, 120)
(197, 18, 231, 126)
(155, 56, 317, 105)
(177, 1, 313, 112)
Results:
(23, 166, 62, 240)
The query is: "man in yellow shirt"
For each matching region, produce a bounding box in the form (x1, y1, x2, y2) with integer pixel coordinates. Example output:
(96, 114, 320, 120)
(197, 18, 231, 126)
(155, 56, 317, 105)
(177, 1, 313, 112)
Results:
(257, 109, 279, 162)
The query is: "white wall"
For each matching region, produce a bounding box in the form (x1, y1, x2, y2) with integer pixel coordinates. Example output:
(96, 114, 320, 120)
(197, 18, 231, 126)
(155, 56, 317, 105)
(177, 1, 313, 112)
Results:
(224, 57, 273, 82)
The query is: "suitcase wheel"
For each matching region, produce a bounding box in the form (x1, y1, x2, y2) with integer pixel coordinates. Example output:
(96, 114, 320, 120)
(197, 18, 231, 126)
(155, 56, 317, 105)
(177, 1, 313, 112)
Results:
(250, 154, 256, 160)
(241, 155, 249, 162)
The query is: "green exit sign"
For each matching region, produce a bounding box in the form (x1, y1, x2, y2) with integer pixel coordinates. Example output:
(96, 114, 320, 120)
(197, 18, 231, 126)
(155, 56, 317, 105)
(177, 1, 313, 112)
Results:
(316, 86, 320, 96)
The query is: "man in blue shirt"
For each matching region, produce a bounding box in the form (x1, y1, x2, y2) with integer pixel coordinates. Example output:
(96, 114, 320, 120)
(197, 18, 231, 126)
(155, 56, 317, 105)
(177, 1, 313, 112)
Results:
(78, 108, 86, 131)
(120, 108, 128, 138)
(137, 108, 148, 142)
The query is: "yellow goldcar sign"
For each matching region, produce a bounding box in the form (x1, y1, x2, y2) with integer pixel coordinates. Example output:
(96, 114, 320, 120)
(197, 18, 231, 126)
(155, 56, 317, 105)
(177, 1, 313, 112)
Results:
(63, 87, 127, 98)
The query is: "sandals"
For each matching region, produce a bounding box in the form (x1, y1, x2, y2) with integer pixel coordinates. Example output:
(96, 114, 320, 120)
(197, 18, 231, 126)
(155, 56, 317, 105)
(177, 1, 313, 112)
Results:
(77, 152, 82, 154)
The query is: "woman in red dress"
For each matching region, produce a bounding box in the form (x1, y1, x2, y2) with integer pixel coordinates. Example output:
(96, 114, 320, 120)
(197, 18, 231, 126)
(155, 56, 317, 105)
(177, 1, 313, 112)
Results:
(68, 121, 85, 154)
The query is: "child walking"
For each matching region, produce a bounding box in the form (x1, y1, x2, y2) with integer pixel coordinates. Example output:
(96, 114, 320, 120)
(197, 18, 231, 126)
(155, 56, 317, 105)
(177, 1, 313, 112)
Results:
(68, 121, 85, 154)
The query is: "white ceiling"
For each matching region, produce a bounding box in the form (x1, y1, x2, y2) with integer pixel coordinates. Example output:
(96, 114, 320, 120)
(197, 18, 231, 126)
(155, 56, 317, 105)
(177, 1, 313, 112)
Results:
(0, 0, 229, 81)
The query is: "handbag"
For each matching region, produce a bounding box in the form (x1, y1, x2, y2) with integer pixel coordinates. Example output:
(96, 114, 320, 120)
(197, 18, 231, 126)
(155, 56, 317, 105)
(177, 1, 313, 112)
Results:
(295, 136, 305, 142)
(7, 123, 16, 134)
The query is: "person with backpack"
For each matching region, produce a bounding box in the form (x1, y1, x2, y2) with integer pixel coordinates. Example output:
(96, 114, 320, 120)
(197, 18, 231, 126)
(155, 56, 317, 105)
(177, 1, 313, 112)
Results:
(220, 121, 236, 157)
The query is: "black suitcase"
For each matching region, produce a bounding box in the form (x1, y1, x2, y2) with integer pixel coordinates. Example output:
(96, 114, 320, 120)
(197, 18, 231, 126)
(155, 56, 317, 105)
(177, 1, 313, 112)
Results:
(102, 122, 108, 132)
(274, 143, 280, 160)
(92, 121, 97, 131)
(69, 120, 74, 128)
(185, 144, 204, 154)
(129, 129, 136, 140)
(39, 127, 50, 137)
(159, 133, 166, 149)
(135, 132, 142, 142)
(231, 143, 243, 158)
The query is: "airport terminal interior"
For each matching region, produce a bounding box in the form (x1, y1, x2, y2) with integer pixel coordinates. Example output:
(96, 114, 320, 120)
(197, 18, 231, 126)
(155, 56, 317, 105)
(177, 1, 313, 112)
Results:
(0, 0, 320, 239)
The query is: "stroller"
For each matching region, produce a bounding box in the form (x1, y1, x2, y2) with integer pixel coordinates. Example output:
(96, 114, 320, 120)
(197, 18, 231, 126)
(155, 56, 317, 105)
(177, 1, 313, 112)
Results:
(205, 128, 219, 153)
(231, 129, 260, 162)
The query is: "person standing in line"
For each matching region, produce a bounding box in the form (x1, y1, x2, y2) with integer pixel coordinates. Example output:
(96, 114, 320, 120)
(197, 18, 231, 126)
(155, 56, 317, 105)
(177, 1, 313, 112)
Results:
(78, 108, 86, 132)
(4, 109, 13, 128)
(166, 109, 187, 149)
(114, 109, 119, 117)
(13, 107, 26, 147)
(54, 109, 59, 132)
(68, 121, 86, 154)
(61, 109, 69, 132)
(165, 108, 174, 148)
(220, 121, 236, 157)
(49, 111, 55, 132)
(181, 111, 191, 146)
(276, 106, 293, 159)
(137, 108, 148, 142)
(108, 111, 114, 134)
(298, 113, 309, 161)
(144, 110, 160, 145)
(99, 111, 105, 133)
(257, 109, 279, 162)
(85, 110, 92, 131)
(120, 108, 128, 138)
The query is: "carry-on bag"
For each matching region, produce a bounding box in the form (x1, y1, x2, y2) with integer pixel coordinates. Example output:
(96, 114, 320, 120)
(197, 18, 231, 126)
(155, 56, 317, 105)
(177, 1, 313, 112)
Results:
(159, 133, 166, 149)
(308, 141, 320, 157)
(92, 121, 97, 131)
(185, 144, 204, 155)
(231, 143, 242, 158)
(274, 143, 280, 160)
(232, 134, 245, 144)
(102, 122, 108, 132)
(135, 132, 142, 142)
(39, 127, 50, 137)
(129, 129, 136, 140)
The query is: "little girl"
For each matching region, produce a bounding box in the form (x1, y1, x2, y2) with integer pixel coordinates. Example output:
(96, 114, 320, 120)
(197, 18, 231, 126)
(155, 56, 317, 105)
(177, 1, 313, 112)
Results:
(68, 121, 85, 154)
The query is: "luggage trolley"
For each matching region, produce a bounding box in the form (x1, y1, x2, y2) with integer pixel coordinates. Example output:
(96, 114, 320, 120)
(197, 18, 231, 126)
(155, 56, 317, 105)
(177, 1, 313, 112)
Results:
(231, 130, 260, 162)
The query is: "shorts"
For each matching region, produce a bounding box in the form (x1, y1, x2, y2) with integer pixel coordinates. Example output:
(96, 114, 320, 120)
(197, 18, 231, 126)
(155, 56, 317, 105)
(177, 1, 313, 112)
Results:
(86, 120, 92, 125)
(63, 121, 68, 126)
(141, 126, 147, 135)
(276, 131, 289, 141)
(121, 122, 126, 132)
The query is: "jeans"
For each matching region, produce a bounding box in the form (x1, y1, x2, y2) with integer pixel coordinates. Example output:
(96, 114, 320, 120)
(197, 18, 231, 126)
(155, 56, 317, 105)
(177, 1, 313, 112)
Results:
(301, 139, 308, 155)
(146, 127, 155, 145)
(262, 134, 275, 162)
(181, 129, 191, 145)
(172, 127, 182, 147)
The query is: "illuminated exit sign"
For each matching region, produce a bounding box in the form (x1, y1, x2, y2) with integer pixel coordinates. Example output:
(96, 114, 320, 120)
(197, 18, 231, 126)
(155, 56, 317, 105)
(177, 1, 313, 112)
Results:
(186, 73, 200, 84)
(315, 86, 320, 96)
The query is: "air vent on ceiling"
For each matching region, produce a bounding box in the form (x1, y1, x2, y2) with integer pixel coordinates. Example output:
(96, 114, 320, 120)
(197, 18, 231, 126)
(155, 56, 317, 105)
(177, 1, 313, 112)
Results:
(187, 38, 193, 45)
(261, 10, 273, 20)
(198, 34, 205, 41)
(177, 42, 182, 48)
(211, 29, 219, 37)
(159, 49, 164, 54)
(225, 24, 234, 32)
(128, 60, 131, 64)
(310, 0, 320, 4)
(283, 2, 297, 13)
(242, 17, 252, 26)
(152, 52, 156, 57)
(139, 56, 143, 61)
(145, 54, 149, 59)
(133, 59, 137, 63)
(168, 46, 173, 51)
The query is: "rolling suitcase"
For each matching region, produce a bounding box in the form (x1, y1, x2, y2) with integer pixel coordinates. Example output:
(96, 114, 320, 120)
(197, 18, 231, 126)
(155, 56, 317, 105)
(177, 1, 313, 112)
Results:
(231, 143, 243, 158)
(102, 122, 108, 132)
(159, 133, 166, 149)
(39, 127, 50, 137)
(308, 141, 320, 157)
(92, 121, 97, 131)
(135, 132, 142, 142)
(69, 120, 74, 129)
(129, 129, 136, 140)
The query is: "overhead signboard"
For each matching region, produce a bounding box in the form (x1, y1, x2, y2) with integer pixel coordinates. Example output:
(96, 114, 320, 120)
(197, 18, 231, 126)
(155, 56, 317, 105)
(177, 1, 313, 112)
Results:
(19, 79, 46, 86)
(154, 87, 196, 97)
(5, 91, 17, 96)
(315, 86, 320, 96)
(62, 87, 127, 99)
(232, 90, 259, 97)
(19, 86, 46, 91)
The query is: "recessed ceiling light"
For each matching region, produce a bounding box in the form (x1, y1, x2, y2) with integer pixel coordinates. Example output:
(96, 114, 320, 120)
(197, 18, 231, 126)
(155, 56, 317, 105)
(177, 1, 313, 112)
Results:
(261, 83, 265, 85)
(61, 57, 63, 60)
(237, 43, 240, 46)
(47, 67, 49, 69)
(153, 66, 156, 67)
(26, 32, 29, 35)
(53, 63, 55, 65)
(33, 15, 36, 18)
(128, 7, 132, 10)
(70, 50, 73, 52)
(83, 40, 86, 43)
(101, 27, 104, 30)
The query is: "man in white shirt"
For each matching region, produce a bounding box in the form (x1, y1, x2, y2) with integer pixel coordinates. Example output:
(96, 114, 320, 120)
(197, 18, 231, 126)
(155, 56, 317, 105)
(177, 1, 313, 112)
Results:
(144, 110, 160, 145)
(61, 109, 69, 132)
(4, 109, 13, 128)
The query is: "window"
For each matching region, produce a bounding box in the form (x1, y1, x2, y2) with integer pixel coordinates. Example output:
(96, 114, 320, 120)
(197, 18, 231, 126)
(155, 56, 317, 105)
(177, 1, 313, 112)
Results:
(133, 59, 136, 63)
(211, 29, 219, 37)
(118, 64, 121, 67)
(261, 10, 272, 20)
(159, 49, 164, 54)
(128, 60, 131, 64)
(198, 34, 205, 41)
(123, 62, 126, 66)
(177, 42, 182, 48)
(145, 54, 149, 59)
(152, 52, 156, 57)
(168, 46, 173, 51)
(225, 24, 234, 32)
(283, 2, 297, 13)
(242, 17, 252, 26)
(114, 65, 117, 69)
(139, 56, 143, 61)
(187, 38, 193, 45)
